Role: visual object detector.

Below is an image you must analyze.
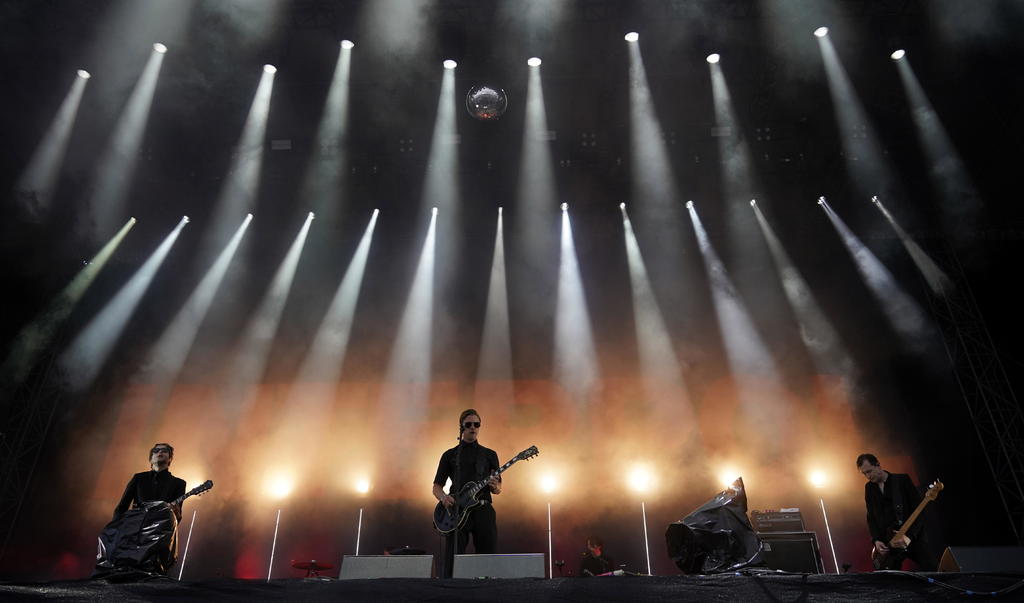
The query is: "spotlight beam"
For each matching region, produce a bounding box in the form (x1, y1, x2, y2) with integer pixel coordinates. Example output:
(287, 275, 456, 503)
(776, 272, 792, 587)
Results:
(140, 214, 253, 394)
(202, 67, 276, 258)
(554, 209, 598, 401)
(15, 72, 90, 214)
(86, 47, 166, 239)
(872, 197, 952, 296)
(477, 210, 513, 387)
(819, 200, 932, 351)
(621, 207, 695, 430)
(60, 217, 188, 391)
(751, 204, 858, 383)
(817, 35, 896, 198)
(895, 57, 982, 245)
(1, 218, 135, 389)
(687, 204, 790, 445)
(300, 41, 353, 223)
(220, 213, 314, 425)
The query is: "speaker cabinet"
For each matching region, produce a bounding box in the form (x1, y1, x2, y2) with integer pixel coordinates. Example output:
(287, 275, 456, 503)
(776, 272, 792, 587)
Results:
(338, 555, 434, 579)
(757, 531, 824, 574)
(453, 553, 546, 578)
(938, 547, 1024, 572)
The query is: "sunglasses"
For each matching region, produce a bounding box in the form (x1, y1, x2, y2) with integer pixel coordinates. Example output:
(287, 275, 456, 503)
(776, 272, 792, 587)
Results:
(151, 448, 171, 454)
(463, 421, 481, 429)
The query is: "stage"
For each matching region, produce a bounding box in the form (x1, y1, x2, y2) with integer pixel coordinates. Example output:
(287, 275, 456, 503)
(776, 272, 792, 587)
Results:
(2, 572, 1022, 602)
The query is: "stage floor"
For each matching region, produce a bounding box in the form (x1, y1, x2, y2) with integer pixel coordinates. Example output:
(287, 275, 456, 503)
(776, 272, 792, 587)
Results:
(2, 572, 1022, 602)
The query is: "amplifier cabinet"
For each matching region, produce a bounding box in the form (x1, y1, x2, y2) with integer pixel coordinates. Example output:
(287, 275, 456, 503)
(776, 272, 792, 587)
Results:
(757, 531, 824, 574)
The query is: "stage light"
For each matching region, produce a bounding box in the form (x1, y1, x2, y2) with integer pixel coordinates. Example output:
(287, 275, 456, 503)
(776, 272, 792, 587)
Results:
(628, 465, 653, 493)
(685, 200, 694, 209)
(153, 42, 167, 54)
(540, 475, 558, 494)
(340, 39, 355, 49)
(77, 69, 91, 79)
(432, 206, 438, 214)
(814, 27, 829, 38)
(890, 49, 905, 61)
(706, 53, 720, 64)
(183, 215, 190, 223)
(719, 468, 741, 487)
(267, 475, 294, 500)
(443, 59, 457, 70)
(527, 57, 542, 67)
(498, 206, 503, 214)
(308, 211, 315, 219)
(871, 195, 880, 204)
(263, 64, 277, 74)
(619, 202, 626, 209)
(749, 199, 756, 207)
(246, 213, 253, 219)
(809, 471, 828, 488)
(817, 196, 825, 206)
(624, 32, 639, 42)
(560, 202, 568, 211)
(355, 479, 371, 494)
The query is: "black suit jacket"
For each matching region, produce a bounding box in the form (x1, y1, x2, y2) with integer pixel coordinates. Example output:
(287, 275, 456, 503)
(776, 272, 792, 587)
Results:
(864, 472, 924, 544)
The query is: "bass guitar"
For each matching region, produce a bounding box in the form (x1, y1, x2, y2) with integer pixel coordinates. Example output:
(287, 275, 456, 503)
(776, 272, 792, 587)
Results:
(871, 479, 943, 570)
(433, 446, 538, 534)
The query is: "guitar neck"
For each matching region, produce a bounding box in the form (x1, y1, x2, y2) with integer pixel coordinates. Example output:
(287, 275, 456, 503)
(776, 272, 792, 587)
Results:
(469, 458, 519, 495)
(893, 495, 932, 540)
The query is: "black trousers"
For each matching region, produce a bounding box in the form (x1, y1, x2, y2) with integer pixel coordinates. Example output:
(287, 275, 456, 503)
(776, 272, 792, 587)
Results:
(442, 504, 497, 578)
(903, 536, 939, 571)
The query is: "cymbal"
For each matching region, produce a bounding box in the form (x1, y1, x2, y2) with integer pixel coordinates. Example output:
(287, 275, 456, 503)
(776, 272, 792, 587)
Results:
(292, 560, 334, 570)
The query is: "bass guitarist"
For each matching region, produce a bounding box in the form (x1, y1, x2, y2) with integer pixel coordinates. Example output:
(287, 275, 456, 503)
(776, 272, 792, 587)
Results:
(857, 453, 938, 570)
(432, 409, 501, 578)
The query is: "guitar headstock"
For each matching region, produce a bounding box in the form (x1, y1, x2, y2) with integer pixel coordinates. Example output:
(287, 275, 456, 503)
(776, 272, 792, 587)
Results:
(517, 446, 539, 462)
(189, 480, 214, 498)
(924, 479, 944, 500)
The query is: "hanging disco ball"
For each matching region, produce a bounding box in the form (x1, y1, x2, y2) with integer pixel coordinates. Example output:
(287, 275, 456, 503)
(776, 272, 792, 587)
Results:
(466, 85, 508, 121)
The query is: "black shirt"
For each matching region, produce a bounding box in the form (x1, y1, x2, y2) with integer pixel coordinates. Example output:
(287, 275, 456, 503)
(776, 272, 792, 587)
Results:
(433, 440, 500, 503)
(115, 469, 187, 520)
(864, 472, 924, 544)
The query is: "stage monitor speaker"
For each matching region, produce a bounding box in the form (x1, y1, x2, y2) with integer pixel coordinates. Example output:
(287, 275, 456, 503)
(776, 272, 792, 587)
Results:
(938, 547, 1024, 572)
(338, 555, 433, 579)
(757, 531, 824, 574)
(453, 553, 545, 578)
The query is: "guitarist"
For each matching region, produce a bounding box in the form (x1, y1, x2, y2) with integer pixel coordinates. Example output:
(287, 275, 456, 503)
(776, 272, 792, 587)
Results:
(857, 453, 938, 570)
(432, 409, 501, 578)
(114, 443, 186, 521)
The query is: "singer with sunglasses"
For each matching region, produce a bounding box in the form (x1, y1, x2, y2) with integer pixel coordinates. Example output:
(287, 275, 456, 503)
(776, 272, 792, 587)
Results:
(113, 443, 186, 522)
(432, 409, 502, 578)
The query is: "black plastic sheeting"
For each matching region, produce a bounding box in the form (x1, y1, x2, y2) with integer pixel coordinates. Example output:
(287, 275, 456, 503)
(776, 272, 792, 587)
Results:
(93, 502, 179, 578)
(2, 574, 1023, 602)
(664, 477, 765, 574)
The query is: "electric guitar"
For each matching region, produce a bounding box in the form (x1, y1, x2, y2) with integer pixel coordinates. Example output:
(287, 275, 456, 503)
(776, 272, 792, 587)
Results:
(433, 446, 538, 534)
(871, 479, 943, 570)
(167, 480, 214, 511)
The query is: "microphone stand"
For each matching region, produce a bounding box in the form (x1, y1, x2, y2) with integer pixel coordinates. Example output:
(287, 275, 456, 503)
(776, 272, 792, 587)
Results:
(451, 431, 463, 579)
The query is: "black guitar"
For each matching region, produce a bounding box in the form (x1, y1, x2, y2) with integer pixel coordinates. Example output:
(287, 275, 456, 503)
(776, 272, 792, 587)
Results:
(433, 446, 538, 534)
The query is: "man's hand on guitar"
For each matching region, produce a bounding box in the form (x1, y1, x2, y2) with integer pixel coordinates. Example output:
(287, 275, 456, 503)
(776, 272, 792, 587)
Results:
(487, 476, 501, 495)
(874, 540, 890, 554)
(891, 535, 910, 549)
(441, 495, 455, 508)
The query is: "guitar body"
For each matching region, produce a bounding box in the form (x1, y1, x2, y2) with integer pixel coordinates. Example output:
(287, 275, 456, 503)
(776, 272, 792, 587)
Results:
(432, 446, 539, 535)
(871, 531, 909, 570)
(432, 481, 486, 534)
